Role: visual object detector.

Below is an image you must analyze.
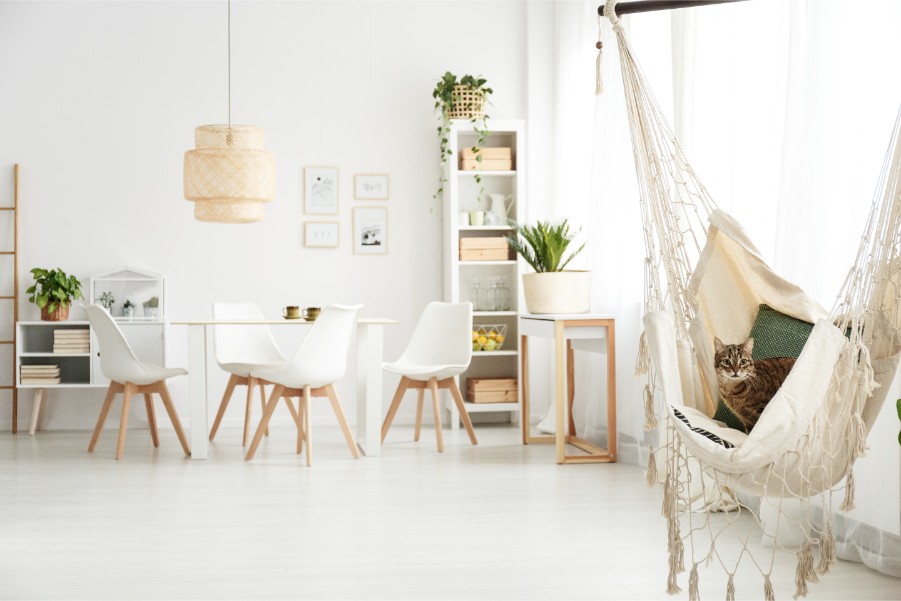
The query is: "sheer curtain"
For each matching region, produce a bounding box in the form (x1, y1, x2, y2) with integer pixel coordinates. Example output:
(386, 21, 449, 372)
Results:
(540, 0, 901, 577)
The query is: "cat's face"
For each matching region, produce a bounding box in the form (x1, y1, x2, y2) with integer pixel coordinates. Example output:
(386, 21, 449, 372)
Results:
(714, 337, 755, 382)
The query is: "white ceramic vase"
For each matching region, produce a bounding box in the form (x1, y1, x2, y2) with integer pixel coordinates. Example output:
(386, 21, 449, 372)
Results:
(522, 271, 591, 314)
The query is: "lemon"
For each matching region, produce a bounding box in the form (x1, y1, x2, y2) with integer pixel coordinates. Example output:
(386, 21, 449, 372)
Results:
(496, 334, 505, 344)
(477, 336, 488, 346)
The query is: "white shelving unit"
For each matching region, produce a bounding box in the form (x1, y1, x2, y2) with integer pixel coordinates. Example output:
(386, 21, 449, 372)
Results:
(15, 267, 167, 433)
(442, 119, 525, 427)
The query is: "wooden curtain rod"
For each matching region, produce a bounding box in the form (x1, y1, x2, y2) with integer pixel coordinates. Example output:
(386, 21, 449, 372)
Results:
(599, 0, 750, 17)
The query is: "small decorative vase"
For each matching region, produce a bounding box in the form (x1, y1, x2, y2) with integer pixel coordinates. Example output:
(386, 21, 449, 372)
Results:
(522, 271, 591, 314)
(123, 307, 134, 319)
(40, 304, 70, 322)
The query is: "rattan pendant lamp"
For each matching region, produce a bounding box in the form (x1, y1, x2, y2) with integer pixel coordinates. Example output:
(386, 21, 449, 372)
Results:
(183, 0, 275, 223)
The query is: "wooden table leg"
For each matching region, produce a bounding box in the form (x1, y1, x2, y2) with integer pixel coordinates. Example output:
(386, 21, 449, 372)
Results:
(554, 321, 566, 464)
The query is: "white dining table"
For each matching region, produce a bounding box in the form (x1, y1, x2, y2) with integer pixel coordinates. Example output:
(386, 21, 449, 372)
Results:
(170, 318, 398, 459)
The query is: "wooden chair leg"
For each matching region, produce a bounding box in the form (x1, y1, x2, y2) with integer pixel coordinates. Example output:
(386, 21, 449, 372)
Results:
(144, 392, 159, 448)
(414, 388, 424, 442)
(245, 385, 283, 461)
(243, 378, 255, 447)
(447, 378, 478, 445)
(428, 377, 444, 453)
(209, 373, 239, 442)
(284, 395, 301, 428)
(89, 382, 121, 452)
(325, 384, 360, 459)
(156, 382, 191, 456)
(258, 380, 270, 437)
(115, 384, 135, 460)
(294, 397, 304, 453)
(381, 377, 410, 443)
(303, 385, 312, 467)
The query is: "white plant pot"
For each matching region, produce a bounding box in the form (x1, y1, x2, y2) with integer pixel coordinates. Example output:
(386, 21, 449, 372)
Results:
(522, 271, 591, 314)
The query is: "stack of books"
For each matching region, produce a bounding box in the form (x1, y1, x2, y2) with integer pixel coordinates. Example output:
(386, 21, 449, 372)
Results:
(20, 364, 61, 385)
(53, 329, 90, 354)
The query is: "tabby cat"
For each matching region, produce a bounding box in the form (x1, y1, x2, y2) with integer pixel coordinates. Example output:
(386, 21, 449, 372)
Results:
(713, 337, 796, 431)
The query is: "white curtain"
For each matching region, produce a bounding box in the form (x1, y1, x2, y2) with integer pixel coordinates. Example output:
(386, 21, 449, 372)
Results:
(540, 0, 901, 577)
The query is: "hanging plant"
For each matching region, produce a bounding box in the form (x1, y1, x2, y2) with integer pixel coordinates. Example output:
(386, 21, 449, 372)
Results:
(432, 72, 493, 202)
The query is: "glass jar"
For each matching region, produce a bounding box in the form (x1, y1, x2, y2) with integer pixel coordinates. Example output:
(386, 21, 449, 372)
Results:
(470, 278, 483, 310)
(495, 278, 511, 311)
(478, 277, 496, 311)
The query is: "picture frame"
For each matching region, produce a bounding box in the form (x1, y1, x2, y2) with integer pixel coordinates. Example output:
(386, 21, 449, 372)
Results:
(304, 222, 339, 248)
(354, 174, 389, 200)
(353, 207, 388, 255)
(304, 166, 339, 215)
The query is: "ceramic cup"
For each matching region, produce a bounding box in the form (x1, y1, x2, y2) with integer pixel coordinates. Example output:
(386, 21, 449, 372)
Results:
(283, 306, 301, 319)
(302, 307, 321, 321)
(469, 211, 485, 226)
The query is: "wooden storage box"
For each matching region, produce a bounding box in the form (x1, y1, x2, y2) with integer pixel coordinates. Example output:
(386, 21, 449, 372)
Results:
(467, 377, 518, 404)
(459, 237, 511, 261)
(459, 147, 514, 171)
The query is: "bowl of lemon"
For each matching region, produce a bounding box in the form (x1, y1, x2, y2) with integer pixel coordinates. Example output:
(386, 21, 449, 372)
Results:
(472, 325, 507, 352)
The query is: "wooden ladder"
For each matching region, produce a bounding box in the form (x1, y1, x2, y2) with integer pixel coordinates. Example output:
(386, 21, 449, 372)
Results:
(2, 165, 19, 432)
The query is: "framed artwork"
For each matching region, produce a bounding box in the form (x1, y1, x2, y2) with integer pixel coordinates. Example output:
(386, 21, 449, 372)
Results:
(354, 174, 389, 200)
(304, 166, 339, 215)
(304, 222, 339, 248)
(353, 207, 388, 255)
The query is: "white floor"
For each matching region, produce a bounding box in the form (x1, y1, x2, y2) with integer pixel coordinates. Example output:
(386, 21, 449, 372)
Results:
(1, 424, 898, 600)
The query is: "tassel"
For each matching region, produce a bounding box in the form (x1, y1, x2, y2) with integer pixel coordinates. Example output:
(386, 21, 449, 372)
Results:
(818, 519, 837, 575)
(666, 564, 682, 595)
(726, 573, 735, 601)
(840, 468, 856, 512)
(764, 575, 775, 601)
(595, 16, 604, 95)
(662, 475, 673, 517)
(646, 447, 658, 487)
(794, 541, 816, 599)
(643, 385, 658, 431)
(687, 564, 699, 601)
(635, 331, 650, 375)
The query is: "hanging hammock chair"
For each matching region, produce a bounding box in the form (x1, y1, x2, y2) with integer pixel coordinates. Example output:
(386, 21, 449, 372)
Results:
(601, 0, 901, 597)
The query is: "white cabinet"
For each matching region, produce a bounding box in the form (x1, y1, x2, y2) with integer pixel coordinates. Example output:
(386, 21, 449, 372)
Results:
(442, 119, 525, 425)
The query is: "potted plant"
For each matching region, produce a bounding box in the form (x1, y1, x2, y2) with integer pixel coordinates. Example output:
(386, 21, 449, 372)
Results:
(26, 267, 84, 321)
(143, 296, 159, 319)
(123, 299, 135, 318)
(98, 291, 115, 311)
(507, 219, 590, 314)
(433, 71, 493, 201)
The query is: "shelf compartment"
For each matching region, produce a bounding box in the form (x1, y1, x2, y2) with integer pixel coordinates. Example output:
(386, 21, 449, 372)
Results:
(19, 355, 91, 385)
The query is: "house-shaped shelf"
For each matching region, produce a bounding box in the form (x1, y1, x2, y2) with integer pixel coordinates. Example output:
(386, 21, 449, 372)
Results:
(89, 267, 165, 321)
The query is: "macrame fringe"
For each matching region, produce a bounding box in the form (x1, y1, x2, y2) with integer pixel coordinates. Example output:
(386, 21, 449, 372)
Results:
(764, 575, 775, 601)
(595, 40, 604, 95)
(643, 385, 658, 430)
(666, 566, 682, 595)
(840, 467, 856, 512)
(794, 541, 817, 599)
(635, 330, 650, 375)
(853, 413, 868, 457)
(646, 447, 658, 487)
(817, 518, 836, 575)
(687, 563, 699, 601)
(725, 573, 735, 601)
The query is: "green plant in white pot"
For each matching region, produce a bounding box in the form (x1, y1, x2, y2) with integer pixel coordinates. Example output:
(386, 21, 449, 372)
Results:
(26, 267, 84, 321)
(507, 219, 590, 314)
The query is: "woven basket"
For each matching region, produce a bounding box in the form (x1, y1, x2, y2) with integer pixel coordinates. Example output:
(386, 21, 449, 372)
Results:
(447, 85, 485, 120)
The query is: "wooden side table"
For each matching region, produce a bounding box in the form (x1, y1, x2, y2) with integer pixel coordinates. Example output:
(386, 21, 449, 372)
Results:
(519, 314, 616, 464)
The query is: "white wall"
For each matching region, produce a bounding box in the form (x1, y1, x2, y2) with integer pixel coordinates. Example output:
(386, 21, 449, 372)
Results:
(0, 0, 534, 431)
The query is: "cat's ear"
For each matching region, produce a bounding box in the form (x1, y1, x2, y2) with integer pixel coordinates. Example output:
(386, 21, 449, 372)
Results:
(742, 338, 755, 354)
(714, 337, 725, 352)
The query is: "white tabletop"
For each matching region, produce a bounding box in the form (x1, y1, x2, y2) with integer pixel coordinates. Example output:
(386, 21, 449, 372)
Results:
(519, 313, 615, 321)
(170, 318, 399, 325)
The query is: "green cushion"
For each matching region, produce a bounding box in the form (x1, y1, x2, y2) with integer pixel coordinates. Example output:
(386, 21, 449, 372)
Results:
(712, 304, 814, 432)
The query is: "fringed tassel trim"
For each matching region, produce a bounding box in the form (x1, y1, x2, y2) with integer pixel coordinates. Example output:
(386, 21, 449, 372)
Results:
(687, 563, 699, 601)
(645, 447, 658, 487)
(635, 330, 650, 375)
(725, 573, 735, 601)
(853, 413, 868, 457)
(794, 540, 816, 599)
(764, 575, 775, 601)
(817, 517, 836, 575)
(643, 385, 658, 431)
(840, 467, 856, 512)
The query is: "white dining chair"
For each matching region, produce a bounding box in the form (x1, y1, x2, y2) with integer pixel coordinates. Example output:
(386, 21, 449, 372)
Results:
(209, 302, 296, 446)
(245, 304, 362, 465)
(84, 304, 191, 460)
(380, 301, 478, 452)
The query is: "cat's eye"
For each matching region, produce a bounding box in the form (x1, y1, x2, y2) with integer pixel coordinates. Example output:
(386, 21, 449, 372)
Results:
(720, 360, 729, 366)
(740, 359, 749, 366)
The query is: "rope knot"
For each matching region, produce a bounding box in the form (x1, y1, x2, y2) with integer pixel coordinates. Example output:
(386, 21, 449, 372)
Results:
(604, 0, 620, 26)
